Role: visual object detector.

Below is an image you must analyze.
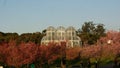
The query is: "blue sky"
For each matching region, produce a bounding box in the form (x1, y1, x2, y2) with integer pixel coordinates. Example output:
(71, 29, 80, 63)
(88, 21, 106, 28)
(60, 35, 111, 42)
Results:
(0, 0, 120, 34)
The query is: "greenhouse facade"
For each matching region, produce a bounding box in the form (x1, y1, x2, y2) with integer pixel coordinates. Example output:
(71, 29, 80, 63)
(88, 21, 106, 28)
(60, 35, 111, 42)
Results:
(41, 26, 81, 47)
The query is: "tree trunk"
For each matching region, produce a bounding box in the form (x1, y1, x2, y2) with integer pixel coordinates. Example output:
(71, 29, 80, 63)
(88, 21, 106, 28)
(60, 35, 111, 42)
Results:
(27, 64, 29, 68)
(61, 60, 66, 68)
(16, 66, 20, 68)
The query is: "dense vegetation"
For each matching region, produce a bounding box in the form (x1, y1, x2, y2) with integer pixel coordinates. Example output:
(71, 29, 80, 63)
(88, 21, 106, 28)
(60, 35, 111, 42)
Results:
(0, 22, 106, 45)
(77, 21, 106, 45)
(0, 32, 45, 45)
(0, 22, 120, 68)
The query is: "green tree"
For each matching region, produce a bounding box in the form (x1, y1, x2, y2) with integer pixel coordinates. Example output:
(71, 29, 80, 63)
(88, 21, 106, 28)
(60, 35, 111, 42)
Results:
(17, 33, 32, 43)
(17, 32, 44, 44)
(30, 32, 44, 44)
(0, 32, 5, 43)
(77, 21, 106, 45)
(0, 32, 19, 43)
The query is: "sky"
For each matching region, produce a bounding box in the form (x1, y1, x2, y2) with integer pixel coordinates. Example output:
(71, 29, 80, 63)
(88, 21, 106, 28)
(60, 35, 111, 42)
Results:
(0, 0, 120, 34)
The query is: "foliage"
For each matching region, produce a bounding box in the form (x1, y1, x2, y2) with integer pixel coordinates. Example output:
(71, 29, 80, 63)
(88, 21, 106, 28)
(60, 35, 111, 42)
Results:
(0, 41, 39, 68)
(0, 32, 18, 43)
(0, 31, 44, 44)
(0, 30, 120, 68)
(66, 47, 81, 60)
(17, 32, 44, 44)
(77, 21, 106, 45)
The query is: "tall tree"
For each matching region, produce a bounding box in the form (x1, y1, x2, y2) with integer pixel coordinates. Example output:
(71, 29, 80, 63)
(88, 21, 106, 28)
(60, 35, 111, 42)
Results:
(4, 41, 38, 68)
(77, 21, 106, 45)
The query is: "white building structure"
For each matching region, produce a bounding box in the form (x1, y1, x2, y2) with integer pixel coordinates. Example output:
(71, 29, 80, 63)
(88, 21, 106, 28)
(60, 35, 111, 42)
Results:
(41, 26, 81, 47)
